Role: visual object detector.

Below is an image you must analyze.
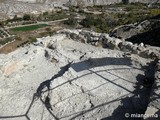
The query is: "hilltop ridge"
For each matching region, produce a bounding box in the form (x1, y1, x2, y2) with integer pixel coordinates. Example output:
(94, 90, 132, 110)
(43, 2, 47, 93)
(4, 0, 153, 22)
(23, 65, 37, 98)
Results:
(0, 30, 159, 119)
(5, 0, 160, 6)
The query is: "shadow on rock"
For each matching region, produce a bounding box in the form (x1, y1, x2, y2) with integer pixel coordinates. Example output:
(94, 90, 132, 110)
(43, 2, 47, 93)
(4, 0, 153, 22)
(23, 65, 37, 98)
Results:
(101, 60, 157, 120)
(126, 27, 160, 47)
(71, 57, 132, 72)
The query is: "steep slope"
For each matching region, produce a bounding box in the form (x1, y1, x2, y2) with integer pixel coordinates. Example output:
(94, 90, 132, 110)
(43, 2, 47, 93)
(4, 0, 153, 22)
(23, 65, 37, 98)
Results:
(0, 0, 159, 17)
(0, 0, 52, 17)
(110, 18, 160, 47)
(7, 0, 160, 6)
(67, 0, 160, 6)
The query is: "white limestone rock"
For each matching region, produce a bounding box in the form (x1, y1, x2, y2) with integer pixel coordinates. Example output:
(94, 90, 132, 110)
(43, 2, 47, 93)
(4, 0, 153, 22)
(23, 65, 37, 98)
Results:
(0, 31, 157, 120)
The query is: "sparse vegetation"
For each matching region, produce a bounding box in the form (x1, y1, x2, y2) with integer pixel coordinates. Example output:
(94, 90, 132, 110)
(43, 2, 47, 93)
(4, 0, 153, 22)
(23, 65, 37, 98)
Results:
(150, 9, 160, 16)
(0, 37, 14, 45)
(1, 2, 160, 53)
(15, 36, 22, 41)
(64, 17, 77, 27)
(80, 14, 116, 33)
(23, 14, 31, 21)
(37, 10, 69, 21)
(0, 21, 4, 27)
(79, 3, 160, 33)
(28, 36, 37, 43)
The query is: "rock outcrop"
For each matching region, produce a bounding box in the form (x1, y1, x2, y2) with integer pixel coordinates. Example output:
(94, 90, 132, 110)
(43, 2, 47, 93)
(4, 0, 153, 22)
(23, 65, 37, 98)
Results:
(110, 18, 160, 47)
(0, 0, 159, 17)
(15, 0, 160, 6)
(58, 29, 160, 59)
(0, 31, 158, 120)
(0, 0, 53, 18)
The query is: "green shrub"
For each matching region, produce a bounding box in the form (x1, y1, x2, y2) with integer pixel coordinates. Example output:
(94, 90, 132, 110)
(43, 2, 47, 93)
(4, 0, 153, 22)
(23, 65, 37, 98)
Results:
(39, 32, 50, 37)
(43, 11, 49, 16)
(0, 22, 4, 27)
(15, 36, 22, 41)
(80, 15, 112, 33)
(28, 37, 37, 43)
(0, 37, 13, 45)
(150, 9, 160, 16)
(23, 14, 31, 21)
(80, 15, 94, 28)
(45, 27, 51, 32)
(64, 17, 77, 27)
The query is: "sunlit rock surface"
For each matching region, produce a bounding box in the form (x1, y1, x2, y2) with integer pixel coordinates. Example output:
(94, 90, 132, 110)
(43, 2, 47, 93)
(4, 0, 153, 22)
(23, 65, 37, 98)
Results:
(0, 32, 157, 120)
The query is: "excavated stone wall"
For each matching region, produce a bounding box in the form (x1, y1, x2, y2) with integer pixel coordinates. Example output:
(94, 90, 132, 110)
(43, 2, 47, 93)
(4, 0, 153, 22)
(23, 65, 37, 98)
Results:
(58, 29, 160, 59)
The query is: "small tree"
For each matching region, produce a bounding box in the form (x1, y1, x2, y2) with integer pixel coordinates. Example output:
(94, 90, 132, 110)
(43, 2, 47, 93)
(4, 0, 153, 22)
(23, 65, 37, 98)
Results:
(0, 21, 4, 27)
(64, 17, 77, 27)
(37, 14, 43, 21)
(15, 36, 22, 41)
(80, 15, 94, 28)
(76, 0, 85, 8)
(45, 27, 51, 32)
(43, 11, 49, 16)
(122, 0, 129, 4)
(13, 15, 18, 20)
(23, 14, 31, 21)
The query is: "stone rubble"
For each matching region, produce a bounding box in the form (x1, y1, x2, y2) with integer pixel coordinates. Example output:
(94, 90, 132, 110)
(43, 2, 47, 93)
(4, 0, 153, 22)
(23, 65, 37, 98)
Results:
(58, 29, 160, 59)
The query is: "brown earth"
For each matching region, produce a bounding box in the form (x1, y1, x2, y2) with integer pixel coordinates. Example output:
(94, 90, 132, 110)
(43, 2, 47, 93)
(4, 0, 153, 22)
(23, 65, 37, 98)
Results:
(0, 23, 63, 54)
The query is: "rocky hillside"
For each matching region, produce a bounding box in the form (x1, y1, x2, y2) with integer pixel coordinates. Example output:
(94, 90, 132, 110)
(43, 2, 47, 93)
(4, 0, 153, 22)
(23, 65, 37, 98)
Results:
(0, 0, 159, 18)
(0, 29, 159, 120)
(110, 17, 160, 47)
(67, 0, 160, 6)
(0, 0, 52, 18)
(4, 0, 160, 6)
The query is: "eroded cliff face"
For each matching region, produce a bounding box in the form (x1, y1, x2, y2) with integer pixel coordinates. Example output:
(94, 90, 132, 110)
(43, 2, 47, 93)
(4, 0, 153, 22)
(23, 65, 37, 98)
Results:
(67, 0, 122, 6)
(13, 0, 160, 6)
